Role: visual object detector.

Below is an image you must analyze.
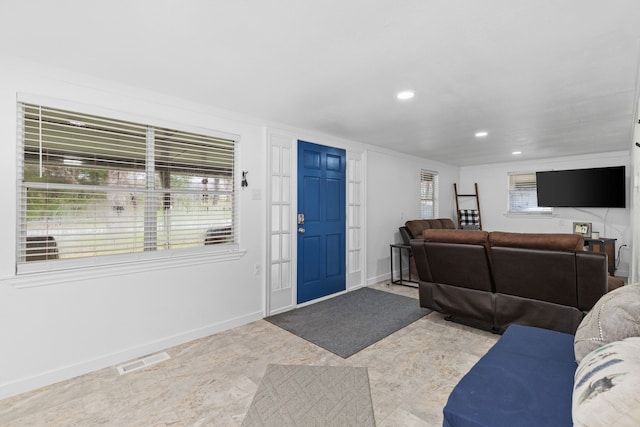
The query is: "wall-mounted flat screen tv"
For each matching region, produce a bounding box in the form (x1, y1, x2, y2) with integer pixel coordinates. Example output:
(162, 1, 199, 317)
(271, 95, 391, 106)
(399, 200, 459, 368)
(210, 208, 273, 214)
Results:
(536, 166, 626, 208)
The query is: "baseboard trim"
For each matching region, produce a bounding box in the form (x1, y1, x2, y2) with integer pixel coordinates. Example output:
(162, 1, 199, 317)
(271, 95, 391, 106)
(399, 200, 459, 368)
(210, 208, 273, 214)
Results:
(367, 273, 390, 286)
(0, 310, 263, 400)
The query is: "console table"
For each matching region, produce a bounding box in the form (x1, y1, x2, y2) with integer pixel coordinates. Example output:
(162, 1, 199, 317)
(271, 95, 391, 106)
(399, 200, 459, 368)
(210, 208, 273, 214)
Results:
(389, 243, 418, 287)
(584, 237, 616, 276)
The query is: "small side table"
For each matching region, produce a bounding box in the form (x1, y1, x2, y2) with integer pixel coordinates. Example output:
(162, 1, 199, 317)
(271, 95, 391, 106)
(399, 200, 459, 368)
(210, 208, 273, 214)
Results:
(584, 237, 616, 276)
(389, 243, 418, 287)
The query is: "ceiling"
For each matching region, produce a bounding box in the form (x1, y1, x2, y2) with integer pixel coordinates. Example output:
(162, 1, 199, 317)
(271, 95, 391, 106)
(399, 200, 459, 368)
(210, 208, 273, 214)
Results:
(2, 1, 640, 166)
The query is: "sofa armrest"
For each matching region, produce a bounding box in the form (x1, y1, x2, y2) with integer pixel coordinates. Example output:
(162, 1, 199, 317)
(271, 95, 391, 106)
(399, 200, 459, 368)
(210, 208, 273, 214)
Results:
(409, 239, 432, 282)
(576, 251, 609, 311)
(399, 226, 412, 245)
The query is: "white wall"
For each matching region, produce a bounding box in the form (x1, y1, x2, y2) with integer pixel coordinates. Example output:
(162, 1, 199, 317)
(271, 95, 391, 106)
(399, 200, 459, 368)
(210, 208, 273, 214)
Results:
(365, 148, 459, 284)
(0, 58, 272, 399)
(1, 56, 449, 399)
(460, 151, 632, 276)
(6, 52, 628, 400)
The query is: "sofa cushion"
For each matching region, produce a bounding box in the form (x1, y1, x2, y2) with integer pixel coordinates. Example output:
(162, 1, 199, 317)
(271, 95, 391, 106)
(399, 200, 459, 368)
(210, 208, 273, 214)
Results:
(574, 284, 640, 362)
(424, 242, 493, 292)
(404, 218, 455, 239)
(489, 231, 584, 252)
(444, 324, 575, 427)
(491, 246, 578, 308)
(573, 337, 640, 427)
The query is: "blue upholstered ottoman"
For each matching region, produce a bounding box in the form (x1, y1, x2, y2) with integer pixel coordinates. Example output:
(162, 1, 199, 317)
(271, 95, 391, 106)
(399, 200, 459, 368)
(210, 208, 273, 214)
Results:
(443, 324, 576, 427)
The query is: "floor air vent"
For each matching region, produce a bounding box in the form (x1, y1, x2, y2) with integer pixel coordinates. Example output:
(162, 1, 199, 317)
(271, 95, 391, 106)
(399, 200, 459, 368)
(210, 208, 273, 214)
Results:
(117, 352, 171, 375)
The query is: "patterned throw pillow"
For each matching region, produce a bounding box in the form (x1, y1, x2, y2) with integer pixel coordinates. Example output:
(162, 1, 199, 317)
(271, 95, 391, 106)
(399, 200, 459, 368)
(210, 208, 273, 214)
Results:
(573, 337, 640, 427)
(574, 284, 640, 362)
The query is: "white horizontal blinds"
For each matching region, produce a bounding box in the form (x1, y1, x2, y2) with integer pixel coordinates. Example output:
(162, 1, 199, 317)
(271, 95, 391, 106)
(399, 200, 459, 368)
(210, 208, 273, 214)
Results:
(18, 102, 236, 267)
(420, 170, 438, 219)
(508, 172, 551, 213)
(20, 105, 148, 262)
(153, 127, 234, 250)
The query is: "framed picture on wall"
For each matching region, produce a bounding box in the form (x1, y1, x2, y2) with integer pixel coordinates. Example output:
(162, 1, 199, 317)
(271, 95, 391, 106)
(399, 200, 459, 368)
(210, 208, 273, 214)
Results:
(573, 222, 592, 237)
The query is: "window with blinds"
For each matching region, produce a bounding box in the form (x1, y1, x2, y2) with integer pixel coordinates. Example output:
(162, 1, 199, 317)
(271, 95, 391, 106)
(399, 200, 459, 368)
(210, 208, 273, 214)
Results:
(508, 172, 552, 213)
(17, 103, 236, 272)
(420, 170, 438, 219)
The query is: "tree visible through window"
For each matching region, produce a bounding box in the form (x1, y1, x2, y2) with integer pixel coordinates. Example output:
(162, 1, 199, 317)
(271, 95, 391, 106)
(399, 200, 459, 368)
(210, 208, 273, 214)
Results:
(18, 103, 236, 271)
(508, 172, 552, 213)
(420, 170, 438, 219)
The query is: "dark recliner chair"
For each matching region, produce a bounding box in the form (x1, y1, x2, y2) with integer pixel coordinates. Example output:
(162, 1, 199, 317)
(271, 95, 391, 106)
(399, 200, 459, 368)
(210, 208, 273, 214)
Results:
(412, 229, 495, 329)
(399, 218, 456, 276)
(399, 218, 456, 244)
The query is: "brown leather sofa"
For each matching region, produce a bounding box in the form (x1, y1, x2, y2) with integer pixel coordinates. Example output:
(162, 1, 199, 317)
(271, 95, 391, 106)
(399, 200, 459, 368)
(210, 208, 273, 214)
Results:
(410, 229, 609, 334)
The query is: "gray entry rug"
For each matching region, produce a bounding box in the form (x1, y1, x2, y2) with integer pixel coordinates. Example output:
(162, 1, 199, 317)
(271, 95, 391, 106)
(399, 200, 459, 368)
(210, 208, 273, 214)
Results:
(266, 287, 431, 358)
(242, 364, 375, 427)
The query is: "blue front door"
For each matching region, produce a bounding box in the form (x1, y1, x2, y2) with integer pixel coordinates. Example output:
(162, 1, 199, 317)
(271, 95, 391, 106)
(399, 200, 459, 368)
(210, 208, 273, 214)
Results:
(297, 140, 346, 304)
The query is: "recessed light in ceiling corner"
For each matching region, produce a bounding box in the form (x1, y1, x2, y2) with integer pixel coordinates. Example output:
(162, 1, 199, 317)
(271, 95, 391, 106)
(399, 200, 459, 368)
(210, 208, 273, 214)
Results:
(396, 90, 415, 100)
(512, 151, 522, 155)
(474, 131, 488, 138)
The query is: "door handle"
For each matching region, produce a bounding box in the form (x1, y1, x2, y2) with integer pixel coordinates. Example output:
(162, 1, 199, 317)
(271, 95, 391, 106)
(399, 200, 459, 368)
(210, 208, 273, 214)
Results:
(298, 227, 305, 233)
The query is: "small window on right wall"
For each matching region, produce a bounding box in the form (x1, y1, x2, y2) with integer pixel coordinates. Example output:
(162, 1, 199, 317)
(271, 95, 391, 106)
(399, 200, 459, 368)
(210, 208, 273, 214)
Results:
(420, 170, 439, 219)
(508, 172, 553, 214)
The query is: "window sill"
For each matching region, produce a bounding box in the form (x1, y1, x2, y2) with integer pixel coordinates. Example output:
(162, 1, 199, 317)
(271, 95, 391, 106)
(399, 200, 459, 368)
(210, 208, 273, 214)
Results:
(5, 248, 247, 289)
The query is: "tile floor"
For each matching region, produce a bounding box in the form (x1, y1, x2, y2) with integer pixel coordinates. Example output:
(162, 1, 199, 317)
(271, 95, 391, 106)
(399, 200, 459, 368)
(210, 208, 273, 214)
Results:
(0, 283, 499, 426)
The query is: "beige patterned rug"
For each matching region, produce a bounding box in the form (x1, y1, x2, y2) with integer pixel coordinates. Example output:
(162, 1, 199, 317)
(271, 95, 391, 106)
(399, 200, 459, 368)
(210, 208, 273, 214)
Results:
(242, 364, 376, 426)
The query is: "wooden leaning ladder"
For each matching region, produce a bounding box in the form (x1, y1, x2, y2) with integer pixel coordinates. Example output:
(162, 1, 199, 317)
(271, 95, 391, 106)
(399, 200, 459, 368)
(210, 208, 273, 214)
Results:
(454, 182, 482, 230)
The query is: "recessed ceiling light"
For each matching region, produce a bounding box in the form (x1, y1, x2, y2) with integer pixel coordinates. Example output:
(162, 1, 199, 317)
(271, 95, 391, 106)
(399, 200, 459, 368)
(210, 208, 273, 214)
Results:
(475, 131, 488, 137)
(396, 91, 415, 100)
(512, 151, 522, 155)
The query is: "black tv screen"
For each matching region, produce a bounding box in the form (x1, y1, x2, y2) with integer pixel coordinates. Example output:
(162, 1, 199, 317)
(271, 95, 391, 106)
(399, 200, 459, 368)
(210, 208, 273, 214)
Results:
(536, 166, 626, 208)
